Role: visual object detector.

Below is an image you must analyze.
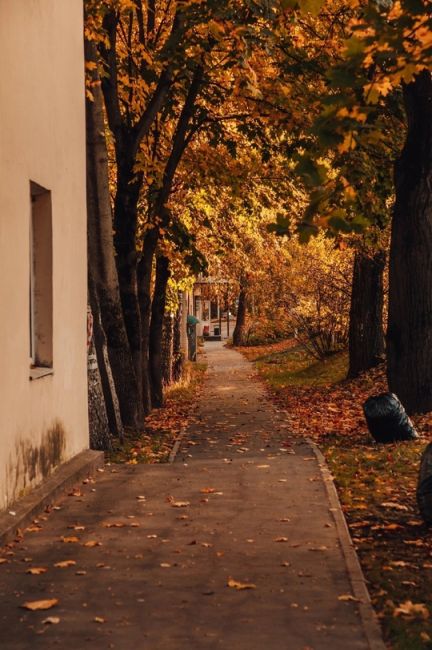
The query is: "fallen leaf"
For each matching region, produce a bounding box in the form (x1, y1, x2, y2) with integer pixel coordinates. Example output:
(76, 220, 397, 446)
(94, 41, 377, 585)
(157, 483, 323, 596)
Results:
(160, 563, 171, 568)
(227, 578, 256, 590)
(200, 488, 215, 494)
(338, 594, 359, 602)
(54, 560, 76, 568)
(102, 522, 125, 528)
(83, 540, 101, 547)
(61, 536, 79, 544)
(393, 601, 429, 619)
(274, 537, 288, 542)
(256, 465, 270, 469)
(94, 617, 105, 623)
(171, 501, 190, 508)
(42, 616, 60, 625)
(0, 558, 8, 565)
(26, 567, 47, 575)
(22, 599, 59, 611)
(380, 502, 409, 512)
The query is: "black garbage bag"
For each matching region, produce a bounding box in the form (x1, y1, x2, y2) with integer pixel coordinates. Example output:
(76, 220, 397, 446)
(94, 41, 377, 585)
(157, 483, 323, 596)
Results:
(417, 443, 432, 524)
(363, 392, 418, 443)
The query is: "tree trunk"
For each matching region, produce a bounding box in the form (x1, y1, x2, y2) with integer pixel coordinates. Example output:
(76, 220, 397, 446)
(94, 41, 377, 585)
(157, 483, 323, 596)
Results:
(87, 303, 113, 452)
(347, 249, 386, 379)
(149, 255, 171, 407)
(173, 294, 185, 381)
(233, 282, 248, 346)
(88, 278, 124, 446)
(388, 70, 432, 414)
(85, 39, 139, 428)
(161, 312, 174, 385)
(137, 227, 159, 414)
(113, 162, 144, 424)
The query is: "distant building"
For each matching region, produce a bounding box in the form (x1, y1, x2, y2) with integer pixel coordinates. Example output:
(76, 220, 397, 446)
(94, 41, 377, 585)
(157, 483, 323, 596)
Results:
(192, 279, 236, 340)
(0, 1, 88, 510)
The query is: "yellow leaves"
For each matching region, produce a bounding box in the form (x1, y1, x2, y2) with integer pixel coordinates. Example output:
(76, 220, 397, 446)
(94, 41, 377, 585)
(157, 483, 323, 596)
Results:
(83, 540, 102, 547)
(297, 0, 325, 17)
(208, 20, 226, 39)
(227, 578, 256, 590)
(336, 107, 368, 124)
(274, 536, 288, 542)
(363, 78, 393, 104)
(26, 567, 47, 575)
(94, 616, 106, 624)
(338, 133, 356, 154)
(393, 601, 430, 620)
(21, 599, 59, 611)
(61, 536, 80, 544)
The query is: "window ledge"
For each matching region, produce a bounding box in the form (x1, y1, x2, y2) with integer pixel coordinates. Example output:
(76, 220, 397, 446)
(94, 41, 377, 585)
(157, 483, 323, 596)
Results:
(29, 367, 54, 381)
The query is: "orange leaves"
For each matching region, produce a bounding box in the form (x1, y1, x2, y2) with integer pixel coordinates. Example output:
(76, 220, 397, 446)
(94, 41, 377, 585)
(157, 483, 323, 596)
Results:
(26, 567, 47, 575)
(21, 599, 59, 611)
(227, 578, 256, 590)
(54, 560, 76, 568)
(393, 601, 430, 620)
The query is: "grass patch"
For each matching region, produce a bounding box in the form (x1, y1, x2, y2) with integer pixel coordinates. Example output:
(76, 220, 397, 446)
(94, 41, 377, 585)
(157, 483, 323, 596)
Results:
(241, 339, 348, 389)
(241, 338, 432, 649)
(106, 360, 207, 465)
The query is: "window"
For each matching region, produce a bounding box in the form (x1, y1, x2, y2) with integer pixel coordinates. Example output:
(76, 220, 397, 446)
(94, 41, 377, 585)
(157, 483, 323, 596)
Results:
(29, 181, 53, 375)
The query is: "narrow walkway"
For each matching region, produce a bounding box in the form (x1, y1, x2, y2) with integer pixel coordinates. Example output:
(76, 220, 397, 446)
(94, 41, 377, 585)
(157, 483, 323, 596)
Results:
(0, 343, 383, 649)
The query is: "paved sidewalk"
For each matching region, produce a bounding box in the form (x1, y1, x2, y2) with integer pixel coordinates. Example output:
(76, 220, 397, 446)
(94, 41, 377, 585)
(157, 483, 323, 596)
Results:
(0, 343, 384, 649)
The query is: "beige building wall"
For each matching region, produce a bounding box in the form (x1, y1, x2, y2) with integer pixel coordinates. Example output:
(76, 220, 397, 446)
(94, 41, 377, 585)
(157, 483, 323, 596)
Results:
(0, 0, 89, 510)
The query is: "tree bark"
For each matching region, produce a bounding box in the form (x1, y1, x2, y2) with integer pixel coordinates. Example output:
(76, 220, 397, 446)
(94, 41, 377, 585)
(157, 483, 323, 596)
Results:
(137, 227, 159, 415)
(113, 158, 144, 423)
(173, 293, 186, 381)
(87, 303, 113, 452)
(161, 312, 174, 385)
(233, 281, 248, 346)
(388, 70, 432, 414)
(347, 249, 386, 379)
(149, 255, 171, 407)
(85, 39, 139, 428)
(88, 278, 123, 444)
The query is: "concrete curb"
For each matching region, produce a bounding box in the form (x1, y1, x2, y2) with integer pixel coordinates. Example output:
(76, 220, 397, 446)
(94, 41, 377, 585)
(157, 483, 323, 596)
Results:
(308, 440, 386, 650)
(168, 427, 187, 463)
(0, 449, 104, 547)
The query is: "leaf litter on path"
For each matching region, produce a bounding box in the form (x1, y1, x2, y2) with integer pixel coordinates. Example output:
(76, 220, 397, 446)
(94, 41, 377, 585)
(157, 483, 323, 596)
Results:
(21, 599, 59, 611)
